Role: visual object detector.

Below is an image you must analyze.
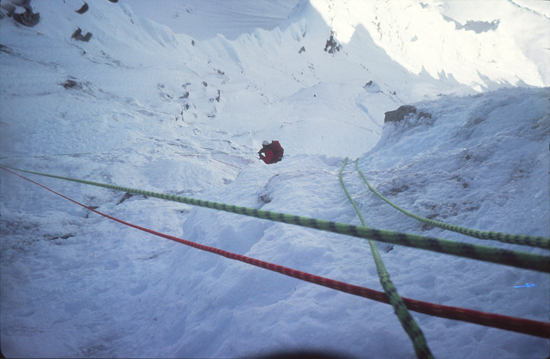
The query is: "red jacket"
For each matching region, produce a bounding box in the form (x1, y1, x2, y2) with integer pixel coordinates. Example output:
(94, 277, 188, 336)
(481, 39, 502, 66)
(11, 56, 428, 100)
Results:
(260, 148, 274, 164)
(259, 141, 284, 164)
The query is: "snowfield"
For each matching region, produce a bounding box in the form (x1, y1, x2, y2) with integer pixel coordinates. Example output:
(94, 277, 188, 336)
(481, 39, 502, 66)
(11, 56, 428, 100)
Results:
(1, 0, 549, 358)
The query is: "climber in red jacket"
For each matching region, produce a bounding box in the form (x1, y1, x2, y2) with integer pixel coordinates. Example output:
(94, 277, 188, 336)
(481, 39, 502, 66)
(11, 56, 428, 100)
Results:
(259, 140, 284, 164)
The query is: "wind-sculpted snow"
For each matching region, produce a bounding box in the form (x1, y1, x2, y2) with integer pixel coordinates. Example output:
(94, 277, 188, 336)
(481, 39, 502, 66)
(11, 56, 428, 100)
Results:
(0, 0, 549, 358)
(307, 0, 550, 88)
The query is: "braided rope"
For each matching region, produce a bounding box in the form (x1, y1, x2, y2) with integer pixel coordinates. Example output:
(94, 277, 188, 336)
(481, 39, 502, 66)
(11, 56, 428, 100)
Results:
(354, 159, 550, 250)
(3, 166, 548, 340)
(339, 158, 433, 359)
(3, 166, 549, 274)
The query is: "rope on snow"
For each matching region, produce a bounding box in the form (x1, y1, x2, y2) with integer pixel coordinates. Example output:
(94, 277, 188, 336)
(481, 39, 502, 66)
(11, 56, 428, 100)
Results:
(1, 165, 548, 340)
(3, 165, 548, 274)
(339, 158, 433, 359)
(354, 159, 550, 250)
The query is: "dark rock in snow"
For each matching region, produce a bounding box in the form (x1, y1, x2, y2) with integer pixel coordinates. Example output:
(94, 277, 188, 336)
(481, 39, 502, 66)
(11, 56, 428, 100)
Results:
(324, 31, 340, 54)
(117, 192, 133, 205)
(418, 111, 432, 120)
(0, 44, 12, 54)
(81, 32, 92, 42)
(76, 2, 89, 14)
(260, 195, 272, 204)
(13, 10, 40, 27)
(62, 79, 81, 89)
(299, 46, 305, 54)
(384, 105, 417, 123)
(72, 27, 92, 42)
(72, 28, 83, 38)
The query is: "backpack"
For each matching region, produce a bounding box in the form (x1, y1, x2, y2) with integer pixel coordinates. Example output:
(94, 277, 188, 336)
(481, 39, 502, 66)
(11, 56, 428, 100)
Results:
(270, 141, 284, 163)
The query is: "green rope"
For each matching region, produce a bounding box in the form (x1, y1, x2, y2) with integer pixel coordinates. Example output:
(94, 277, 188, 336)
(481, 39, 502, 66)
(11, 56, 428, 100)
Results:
(4, 166, 550, 274)
(339, 158, 433, 359)
(354, 159, 550, 250)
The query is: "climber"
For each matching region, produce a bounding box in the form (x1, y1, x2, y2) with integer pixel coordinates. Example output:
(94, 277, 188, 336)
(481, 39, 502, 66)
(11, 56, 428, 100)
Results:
(259, 140, 284, 164)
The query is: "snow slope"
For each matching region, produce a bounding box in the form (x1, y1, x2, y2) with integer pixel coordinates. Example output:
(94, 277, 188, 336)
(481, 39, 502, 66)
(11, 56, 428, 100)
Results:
(1, 0, 549, 358)
(307, 0, 550, 89)
(128, 0, 302, 41)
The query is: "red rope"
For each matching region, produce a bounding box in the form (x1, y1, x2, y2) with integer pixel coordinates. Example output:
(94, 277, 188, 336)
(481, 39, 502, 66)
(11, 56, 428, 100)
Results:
(177, 153, 243, 170)
(211, 157, 242, 170)
(1, 166, 548, 339)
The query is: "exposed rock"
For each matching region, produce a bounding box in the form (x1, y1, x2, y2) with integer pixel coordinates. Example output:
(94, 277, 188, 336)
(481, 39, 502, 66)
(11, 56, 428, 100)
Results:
(13, 11, 40, 27)
(0, 44, 11, 54)
(72, 27, 92, 42)
(117, 192, 147, 205)
(76, 2, 89, 14)
(62, 79, 81, 89)
(117, 192, 133, 205)
(384, 105, 417, 123)
(259, 195, 272, 204)
(418, 111, 432, 120)
(324, 31, 340, 54)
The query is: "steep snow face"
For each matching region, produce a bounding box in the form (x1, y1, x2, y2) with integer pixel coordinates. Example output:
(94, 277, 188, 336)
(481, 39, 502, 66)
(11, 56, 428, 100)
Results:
(308, 0, 550, 89)
(1, 0, 549, 358)
(129, 0, 302, 41)
(129, 0, 550, 95)
(511, 0, 550, 17)
(358, 87, 550, 241)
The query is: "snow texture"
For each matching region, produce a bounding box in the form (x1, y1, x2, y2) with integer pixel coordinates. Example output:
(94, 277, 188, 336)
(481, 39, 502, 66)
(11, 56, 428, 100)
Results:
(1, 0, 549, 358)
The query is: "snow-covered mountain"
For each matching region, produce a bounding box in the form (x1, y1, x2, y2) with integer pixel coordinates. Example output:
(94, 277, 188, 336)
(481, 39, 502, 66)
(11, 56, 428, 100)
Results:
(1, 0, 548, 358)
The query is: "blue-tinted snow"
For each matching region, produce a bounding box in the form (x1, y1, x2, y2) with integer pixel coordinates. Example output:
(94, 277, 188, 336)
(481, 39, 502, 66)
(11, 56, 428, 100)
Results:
(1, 0, 549, 358)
